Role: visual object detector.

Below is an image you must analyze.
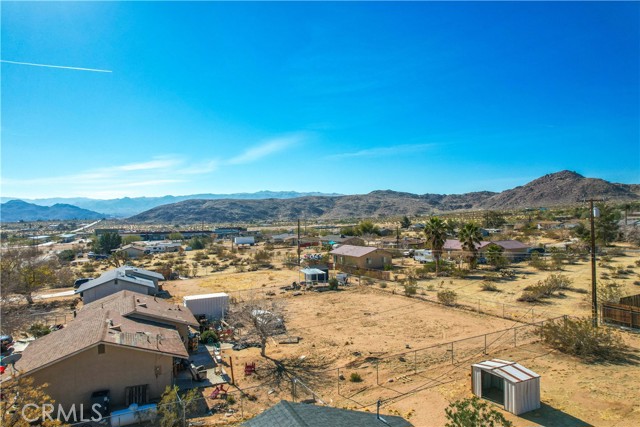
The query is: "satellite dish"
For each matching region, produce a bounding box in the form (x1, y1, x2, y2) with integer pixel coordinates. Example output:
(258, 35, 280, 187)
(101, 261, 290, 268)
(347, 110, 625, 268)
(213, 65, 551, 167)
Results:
(2, 353, 22, 366)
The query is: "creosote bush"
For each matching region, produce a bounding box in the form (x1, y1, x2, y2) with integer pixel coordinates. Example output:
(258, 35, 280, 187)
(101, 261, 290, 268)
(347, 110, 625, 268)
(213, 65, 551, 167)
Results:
(518, 273, 572, 302)
(480, 282, 500, 292)
(445, 396, 513, 427)
(541, 317, 626, 361)
(349, 372, 363, 382)
(437, 289, 457, 306)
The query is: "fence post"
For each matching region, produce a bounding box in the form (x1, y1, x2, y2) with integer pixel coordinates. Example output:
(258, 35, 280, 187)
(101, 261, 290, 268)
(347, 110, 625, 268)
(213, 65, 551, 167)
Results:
(450, 342, 454, 364)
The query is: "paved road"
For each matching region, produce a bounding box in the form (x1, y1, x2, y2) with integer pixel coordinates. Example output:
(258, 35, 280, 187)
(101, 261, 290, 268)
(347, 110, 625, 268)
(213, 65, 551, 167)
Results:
(37, 289, 76, 299)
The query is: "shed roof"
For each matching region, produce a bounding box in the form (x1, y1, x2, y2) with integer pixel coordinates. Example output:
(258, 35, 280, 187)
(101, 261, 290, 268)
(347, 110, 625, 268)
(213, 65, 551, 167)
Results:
(330, 245, 379, 257)
(472, 359, 540, 383)
(183, 293, 230, 301)
(300, 268, 327, 275)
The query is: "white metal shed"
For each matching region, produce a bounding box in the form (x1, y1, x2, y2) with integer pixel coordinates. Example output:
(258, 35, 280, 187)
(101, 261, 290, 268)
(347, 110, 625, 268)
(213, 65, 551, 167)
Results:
(472, 359, 540, 415)
(183, 293, 229, 320)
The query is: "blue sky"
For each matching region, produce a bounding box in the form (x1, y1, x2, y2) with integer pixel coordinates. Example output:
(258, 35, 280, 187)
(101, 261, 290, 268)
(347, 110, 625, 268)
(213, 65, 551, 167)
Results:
(1, 1, 638, 199)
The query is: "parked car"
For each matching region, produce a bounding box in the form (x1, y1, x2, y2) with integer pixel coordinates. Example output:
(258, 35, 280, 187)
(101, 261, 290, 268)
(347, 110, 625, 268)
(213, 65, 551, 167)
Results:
(155, 290, 171, 299)
(73, 278, 94, 288)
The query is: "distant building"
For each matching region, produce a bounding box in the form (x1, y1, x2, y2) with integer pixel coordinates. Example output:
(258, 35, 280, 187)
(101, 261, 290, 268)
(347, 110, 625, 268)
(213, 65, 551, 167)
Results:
(330, 245, 392, 270)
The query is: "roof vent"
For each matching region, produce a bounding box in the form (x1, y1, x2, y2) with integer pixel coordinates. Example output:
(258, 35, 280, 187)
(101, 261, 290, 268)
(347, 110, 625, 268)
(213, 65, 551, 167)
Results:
(138, 303, 147, 308)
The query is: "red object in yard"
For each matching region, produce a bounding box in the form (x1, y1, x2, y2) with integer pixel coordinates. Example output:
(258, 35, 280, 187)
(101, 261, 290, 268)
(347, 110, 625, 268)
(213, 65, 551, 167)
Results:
(244, 362, 256, 376)
(208, 385, 228, 399)
(0, 366, 5, 375)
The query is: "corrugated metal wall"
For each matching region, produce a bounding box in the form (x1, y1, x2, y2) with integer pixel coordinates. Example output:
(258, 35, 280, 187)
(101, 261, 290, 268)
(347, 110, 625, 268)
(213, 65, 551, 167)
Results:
(472, 366, 540, 416)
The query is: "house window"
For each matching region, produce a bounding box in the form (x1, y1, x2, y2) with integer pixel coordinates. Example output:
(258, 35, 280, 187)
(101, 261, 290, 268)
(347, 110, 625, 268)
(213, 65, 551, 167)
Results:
(97, 344, 105, 354)
(125, 384, 149, 406)
(366, 258, 372, 265)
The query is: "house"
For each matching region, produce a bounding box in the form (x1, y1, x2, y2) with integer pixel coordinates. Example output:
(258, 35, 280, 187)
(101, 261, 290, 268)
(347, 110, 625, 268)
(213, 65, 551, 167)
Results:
(15, 290, 198, 414)
(144, 241, 182, 253)
(330, 245, 392, 270)
(115, 244, 147, 259)
(76, 266, 165, 304)
(443, 239, 529, 261)
(243, 400, 413, 427)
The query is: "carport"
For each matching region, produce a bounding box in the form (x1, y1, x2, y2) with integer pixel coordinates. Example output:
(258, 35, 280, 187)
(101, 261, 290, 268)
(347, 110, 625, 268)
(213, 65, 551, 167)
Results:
(472, 359, 540, 415)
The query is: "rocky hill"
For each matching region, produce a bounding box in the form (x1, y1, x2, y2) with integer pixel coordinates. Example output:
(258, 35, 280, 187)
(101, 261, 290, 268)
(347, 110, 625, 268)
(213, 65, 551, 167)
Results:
(0, 200, 105, 222)
(127, 171, 639, 224)
(479, 170, 639, 209)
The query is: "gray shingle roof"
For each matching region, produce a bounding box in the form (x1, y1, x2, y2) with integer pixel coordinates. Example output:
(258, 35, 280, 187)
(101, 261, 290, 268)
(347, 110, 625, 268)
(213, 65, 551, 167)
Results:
(76, 266, 162, 293)
(243, 401, 413, 427)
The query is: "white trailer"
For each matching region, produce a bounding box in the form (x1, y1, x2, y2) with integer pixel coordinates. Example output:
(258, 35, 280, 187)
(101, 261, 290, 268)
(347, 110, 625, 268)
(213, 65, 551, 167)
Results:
(234, 236, 255, 246)
(183, 293, 229, 320)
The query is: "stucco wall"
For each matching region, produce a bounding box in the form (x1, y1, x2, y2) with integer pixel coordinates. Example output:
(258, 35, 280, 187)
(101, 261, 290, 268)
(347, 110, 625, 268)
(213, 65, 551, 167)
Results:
(28, 344, 174, 411)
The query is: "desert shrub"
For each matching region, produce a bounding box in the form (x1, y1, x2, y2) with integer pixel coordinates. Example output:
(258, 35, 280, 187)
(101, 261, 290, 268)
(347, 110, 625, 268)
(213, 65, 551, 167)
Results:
(500, 269, 516, 279)
(226, 395, 236, 405)
(328, 278, 339, 290)
(28, 323, 51, 338)
(518, 274, 572, 302)
(597, 281, 625, 304)
(604, 247, 625, 257)
(445, 396, 513, 427)
(529, 253, 550, 271)
(480, 282, 500, 292)
(404, 282, 418, 296)
(437, 290, 457, 306)
(449, 268, 469, 279)
(482, 272, 501, 282)
(349, 372, 363, 382)
(379, 282, 388, 289)
(200, 330, 219, 344)
(541, 317, 626, 361)
(635, 259, 640, 267)
(81, 262, 96, 273)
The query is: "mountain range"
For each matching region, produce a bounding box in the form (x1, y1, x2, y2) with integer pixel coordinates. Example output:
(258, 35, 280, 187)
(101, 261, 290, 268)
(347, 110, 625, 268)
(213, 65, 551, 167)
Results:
(2, 171, 638, 224)
(128, 171, 640, 224)
(0, 191, 342, 218)
(0, 200, 105, 223)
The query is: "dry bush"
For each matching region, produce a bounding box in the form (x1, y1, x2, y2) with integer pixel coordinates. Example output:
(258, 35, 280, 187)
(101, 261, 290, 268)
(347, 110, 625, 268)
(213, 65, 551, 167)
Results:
(518, 273, 572, 302)
(480, 282, 500, 292)
(541, 317, 627, 361)
(437, 289, 457, 306)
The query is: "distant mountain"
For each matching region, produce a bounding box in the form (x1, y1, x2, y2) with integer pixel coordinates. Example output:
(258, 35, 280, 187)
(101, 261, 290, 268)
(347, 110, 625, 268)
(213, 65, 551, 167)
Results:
(0, 191, 343, 218)
(0, 200, 105, 222)
(128, 171, 639, 224)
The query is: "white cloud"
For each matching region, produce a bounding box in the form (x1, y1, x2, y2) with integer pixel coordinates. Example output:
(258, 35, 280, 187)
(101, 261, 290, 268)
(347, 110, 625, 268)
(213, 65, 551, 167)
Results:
(227, 134, 304, 165)
(326, 143, 437, 160)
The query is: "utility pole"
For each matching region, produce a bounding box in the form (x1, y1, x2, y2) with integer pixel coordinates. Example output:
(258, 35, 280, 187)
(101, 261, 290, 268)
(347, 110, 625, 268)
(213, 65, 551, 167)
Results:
(586, 198, 603, 327)
(297, 219, 301, 267)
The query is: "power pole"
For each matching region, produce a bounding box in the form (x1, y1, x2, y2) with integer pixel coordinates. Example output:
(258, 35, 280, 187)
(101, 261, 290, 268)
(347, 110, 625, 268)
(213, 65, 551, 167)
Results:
(297, 219, 301, 267)
(586, 198, 603, 327)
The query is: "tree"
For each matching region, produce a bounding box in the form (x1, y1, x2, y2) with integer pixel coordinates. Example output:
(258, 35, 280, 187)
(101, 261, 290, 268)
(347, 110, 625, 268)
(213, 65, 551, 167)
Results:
(445, 396, 513, 427)
(482, 211, 506, 229)
(458, 222, 483, 268)
(107, 251, 130, 268)
(1, 246, 57, 304)
(1, 375, 60, 427)
(595, 203, 619, 246)
(400, 216, 411, 229)
(485, 244, 508, 270)
(168, 232, 184, 241)
(356, 220, 380, 236)
(155, 385, 201, 427)
(93, 232, 122, 255)
(56, 249, 76, 263)
(229, 299, 286, 357)
(424, 217, 447, 277)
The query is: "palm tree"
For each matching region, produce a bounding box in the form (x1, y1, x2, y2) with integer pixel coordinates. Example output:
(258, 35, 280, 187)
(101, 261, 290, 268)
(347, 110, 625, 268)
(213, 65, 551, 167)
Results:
(458, 222, 483, 268)
(424, 217, 447, 276)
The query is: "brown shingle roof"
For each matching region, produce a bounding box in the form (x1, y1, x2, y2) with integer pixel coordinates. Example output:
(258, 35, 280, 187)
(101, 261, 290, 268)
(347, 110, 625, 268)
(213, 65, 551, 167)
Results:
(15, 291, 191, 375)
(330, 245, 380, 258)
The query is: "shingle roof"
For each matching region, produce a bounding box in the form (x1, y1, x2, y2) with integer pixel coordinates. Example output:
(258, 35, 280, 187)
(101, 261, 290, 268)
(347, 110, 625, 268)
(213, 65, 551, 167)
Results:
(76, 269, 156, 293)
(330, 245, 379, 258)
(243, 401, 413, 427)
(15, 291, 193, 375)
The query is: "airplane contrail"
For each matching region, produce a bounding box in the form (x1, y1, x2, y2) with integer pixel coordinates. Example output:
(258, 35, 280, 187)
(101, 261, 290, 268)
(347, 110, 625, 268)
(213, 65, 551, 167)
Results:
(0, 59, 112, 73)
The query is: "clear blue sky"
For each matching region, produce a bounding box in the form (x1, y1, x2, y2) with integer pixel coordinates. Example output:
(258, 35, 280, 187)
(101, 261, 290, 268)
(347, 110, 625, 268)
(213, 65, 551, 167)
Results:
(2, 1, 638, 199)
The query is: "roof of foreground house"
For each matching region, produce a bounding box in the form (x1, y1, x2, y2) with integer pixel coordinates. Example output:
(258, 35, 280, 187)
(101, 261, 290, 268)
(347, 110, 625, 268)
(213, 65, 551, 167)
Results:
(242, 400, 413, 427)
(15, 290, 194, 375)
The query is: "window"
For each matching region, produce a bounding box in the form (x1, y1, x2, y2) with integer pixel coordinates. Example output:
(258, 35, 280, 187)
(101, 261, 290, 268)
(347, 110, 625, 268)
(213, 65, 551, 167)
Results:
(97, 344, 105, 354)
(125, 384, 149, 406)
(366, 258, 371, 265)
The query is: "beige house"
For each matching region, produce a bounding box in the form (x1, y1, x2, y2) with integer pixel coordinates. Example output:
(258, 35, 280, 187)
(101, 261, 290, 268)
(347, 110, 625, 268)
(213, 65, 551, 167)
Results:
(330, 245, 392, 270)
(115, 244, 147, 258)
(15, 290, 198, 413)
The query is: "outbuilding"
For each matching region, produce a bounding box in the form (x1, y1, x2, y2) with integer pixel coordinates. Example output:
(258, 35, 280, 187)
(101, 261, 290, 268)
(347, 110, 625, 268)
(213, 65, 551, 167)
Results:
(471, 359, 540, 415)
(183, 293, 229, 320)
